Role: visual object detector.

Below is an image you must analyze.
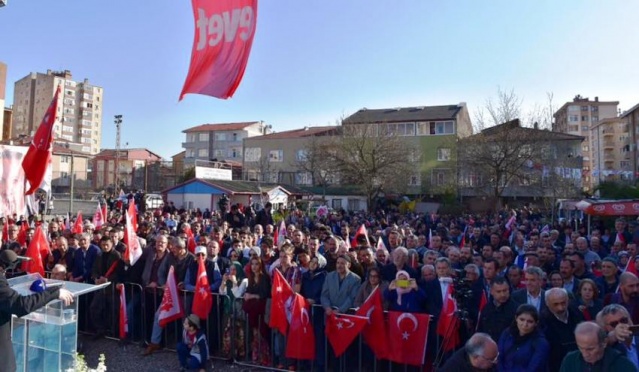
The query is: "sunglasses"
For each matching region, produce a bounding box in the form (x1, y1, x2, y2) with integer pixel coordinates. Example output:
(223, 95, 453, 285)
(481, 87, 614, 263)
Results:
(609, 317, 629, 328)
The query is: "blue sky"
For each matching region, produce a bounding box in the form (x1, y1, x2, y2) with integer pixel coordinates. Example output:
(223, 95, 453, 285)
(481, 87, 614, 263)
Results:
(2, 1, 638, 159)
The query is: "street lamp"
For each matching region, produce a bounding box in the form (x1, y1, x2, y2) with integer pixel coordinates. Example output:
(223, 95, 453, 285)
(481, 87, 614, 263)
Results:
(114, 115, 123, 190)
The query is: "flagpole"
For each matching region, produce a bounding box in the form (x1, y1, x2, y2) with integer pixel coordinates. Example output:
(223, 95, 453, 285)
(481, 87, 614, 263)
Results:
(69, 153, 75, 214)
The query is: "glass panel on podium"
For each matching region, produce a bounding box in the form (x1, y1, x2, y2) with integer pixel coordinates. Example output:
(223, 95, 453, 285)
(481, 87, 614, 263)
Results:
(8, 273, 110, 372)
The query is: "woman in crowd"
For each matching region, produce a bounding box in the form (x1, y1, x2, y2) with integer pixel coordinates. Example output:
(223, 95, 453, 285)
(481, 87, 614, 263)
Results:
(572, 278, 603, 321)
(497, 304, 549, 372)
(548, 271, 564, 289)
(354, 266, 388, 309)
(220, 261, 246, 359)
(384, 270, 425, 312)
(241, 257, 271, 366)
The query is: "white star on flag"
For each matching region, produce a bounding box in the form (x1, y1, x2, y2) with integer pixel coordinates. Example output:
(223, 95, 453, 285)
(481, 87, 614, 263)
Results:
(402, 331, 410, 340)
(336, 322, 343, 330)
(199, 287, 207, 296)
(276, 286, 282, 293)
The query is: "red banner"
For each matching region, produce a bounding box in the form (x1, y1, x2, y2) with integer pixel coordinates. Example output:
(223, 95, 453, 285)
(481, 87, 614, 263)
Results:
(585, 201, 639, 216)
(180, 0, 258, 100)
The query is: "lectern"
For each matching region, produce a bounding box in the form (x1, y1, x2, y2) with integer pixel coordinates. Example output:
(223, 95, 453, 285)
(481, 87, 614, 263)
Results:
(8, 273, 109, 372)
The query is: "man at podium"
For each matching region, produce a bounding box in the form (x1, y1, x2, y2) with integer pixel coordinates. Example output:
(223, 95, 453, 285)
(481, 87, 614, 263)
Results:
(0, 250, 74, 372)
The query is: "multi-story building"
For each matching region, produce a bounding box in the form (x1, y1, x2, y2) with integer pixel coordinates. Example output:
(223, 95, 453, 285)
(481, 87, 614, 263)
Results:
(242, 126, 340, 185)
(12, 69, 103, 154)
(621, 103, 639, 183)
(2, 107, 11, 140)
(590, 117, 632, 186)
(553, 95, 619, 190)
(342, 103, 473, 195)
(182, 121, 271, 167)
(51, 144, 92, 193)
(92, 148, 163, 191)
(0, 61, 6, 140)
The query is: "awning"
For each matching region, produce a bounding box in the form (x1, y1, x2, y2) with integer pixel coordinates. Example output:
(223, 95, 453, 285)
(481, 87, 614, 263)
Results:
(578, 200, 639, 216)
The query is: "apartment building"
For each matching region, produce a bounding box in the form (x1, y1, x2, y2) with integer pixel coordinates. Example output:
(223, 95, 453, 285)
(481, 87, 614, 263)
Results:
(553, 95, 619, 190)
(620, 103, 639, 183)
(92, 148, 163, 190)
(242, 126, 340, 185)
(12, 69, 103, 154)
(51, 144, 92, 193)
(2, 107, 11, 140)
(182, 121, 271, 167)
(590, 117, 632, 186)
(342, 103, 473, 195)
(0, 61, 6, 140)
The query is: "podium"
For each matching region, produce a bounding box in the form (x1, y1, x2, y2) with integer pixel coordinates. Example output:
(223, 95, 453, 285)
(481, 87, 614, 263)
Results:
(8, 274, 110, 372)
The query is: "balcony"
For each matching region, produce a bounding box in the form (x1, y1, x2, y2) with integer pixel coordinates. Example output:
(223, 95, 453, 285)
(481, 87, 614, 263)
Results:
(603, 141, 615, 150)
(181, 142, 196, 149)
(604, 153, 615, 161)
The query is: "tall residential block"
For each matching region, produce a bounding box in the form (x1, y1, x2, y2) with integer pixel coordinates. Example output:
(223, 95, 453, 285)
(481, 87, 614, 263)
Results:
(590, 117, 632, 187)
(553, 95, 619, 190)
(0, 61, 6, 140)
(12, 70, 103, 154)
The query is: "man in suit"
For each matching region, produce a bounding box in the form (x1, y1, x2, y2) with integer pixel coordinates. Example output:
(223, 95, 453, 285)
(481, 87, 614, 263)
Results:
(321, 255, 361, 315)
(560, 258, 580, 297)
(71, 232, 101, 283)
(512, 266, 547, 315)
(610, 218, 633, 248)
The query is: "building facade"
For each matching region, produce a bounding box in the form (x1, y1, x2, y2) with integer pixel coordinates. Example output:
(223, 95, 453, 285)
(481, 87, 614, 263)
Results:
(342, 103, 473, 195)
(2, 107, 11, 141)
(12, 70, 103, 154)
(92, 148, 163, 191)
(242, 126, 339, 185)
(621, 103, 639, 183)
(553, 95, 619, 190)
(182, 121, 271, 167)
(51, 144, 92, 193)
(0, 61, 6, 141)
(590, 117, 632, 186)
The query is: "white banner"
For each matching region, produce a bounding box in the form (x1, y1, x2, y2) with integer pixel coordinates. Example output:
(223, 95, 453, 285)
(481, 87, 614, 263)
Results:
(0, 145, 28, 217)
(195, 166, 232, 181)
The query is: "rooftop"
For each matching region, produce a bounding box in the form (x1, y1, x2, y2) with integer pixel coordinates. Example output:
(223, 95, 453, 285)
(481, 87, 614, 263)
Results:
(95, 148, 164, 160)
(183, 122, 261, 133)
(343, 104, 463, 124)
(248, 126, 339, 140)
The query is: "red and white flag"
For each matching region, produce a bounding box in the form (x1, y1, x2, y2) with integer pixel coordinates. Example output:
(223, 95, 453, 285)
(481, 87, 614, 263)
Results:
(22, 85, 60, 195)
(192, 256, 213, 319)
(127, 201, 138, 233)
(184, 226, 197, 254)
(276, 219, 287, 247)
(93, 203, 104, 229)
(376, 236, 387, 252)
(355, 286, 388, 359)
(269, 269, 293, 335)
(123, 210, 142, 266)
(351, 224, 369, 248)
(180, 0, 258, 100)
(387, 311, 431, 366)
(22, 226, 47, 276)
(326, 313, 367, 357)
(72, 211, 83, 235)
(436, 284, 461, 352)
(118, 284, 128, 339)
(476, 290, 488, 331)
(102, 204, 108, 224)
(285, 294, 315, 360)
(158, 266, 184, 327)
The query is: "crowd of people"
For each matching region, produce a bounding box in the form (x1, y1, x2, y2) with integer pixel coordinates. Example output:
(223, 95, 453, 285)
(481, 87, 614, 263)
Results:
(2, 198, 639, 371)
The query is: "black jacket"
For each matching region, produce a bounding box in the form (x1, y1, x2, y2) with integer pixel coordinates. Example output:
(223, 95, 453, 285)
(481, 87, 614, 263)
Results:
(0, 272, 60, 372)
(542, 306, 584, 372)
(478, 298, 519, 342)
(437, 347, 496, 372)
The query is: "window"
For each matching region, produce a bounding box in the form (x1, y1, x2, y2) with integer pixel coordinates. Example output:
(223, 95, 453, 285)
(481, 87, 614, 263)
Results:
(581, 116, 589, 122)
(621, 161, 630, 168)
(296, 149, 308, 161)
(61, 172, 69, 179)
(63, 98, 75, 106)
(569, 115, 579, 122)
(436, 121, 454, 135)
(230, 148, 241, 158)
(186, 149, 195, 157)
(244, 147, 262, 162)
(348, 199, 361, 211)
(60, 156, 71, 163)
(437, 148, 451, 161)
(581, 106, 589, 112)
(582, 145, 589, 152)
(269, 150, 283, 162)
(295, 172, 312, 185)
(581, 126, 589, 131)
(197, 148, 209, 157)
(215, 133, 226, 141)
(591, 116, 599, 122)
(214, 149, 225, 158)
(198, 133, 209, 141)
(417, 121, 455, 135)
(233, 133, 238, 141)
(568, 105, 580, 112)
(431, 169, 449, 186)
(591, 106, 599, 112)
(568, 125, 579, 132)
(332, 199, 342, 210)
(408, 174, 421, 186)
(384, 122, 415, 136)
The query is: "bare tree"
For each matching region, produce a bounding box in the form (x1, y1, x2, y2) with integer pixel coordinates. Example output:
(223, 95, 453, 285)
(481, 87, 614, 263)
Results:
(320, 123, 415, 211)
(474, 87, 522, 131)
(295, 134, 338, 199)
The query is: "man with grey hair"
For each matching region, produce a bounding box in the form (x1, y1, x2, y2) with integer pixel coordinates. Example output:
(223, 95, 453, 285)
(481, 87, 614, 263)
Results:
(560, 321, 637, 371)
(575, 236, 601, 268)
(512, 266, 547, 313)
(381, 246, 416, 282)
(543, 287, 584, 372)
(598, 304, 639, 367)
(70, 232, 100, 283)
(437, 332, 497, 371)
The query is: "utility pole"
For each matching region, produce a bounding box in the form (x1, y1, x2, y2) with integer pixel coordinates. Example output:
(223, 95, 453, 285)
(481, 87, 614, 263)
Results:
(114, 115, 123, 191)
(69, 154, 75, 213)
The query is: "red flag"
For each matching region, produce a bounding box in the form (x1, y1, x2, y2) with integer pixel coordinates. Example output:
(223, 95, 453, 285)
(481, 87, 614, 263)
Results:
(387, 311, 431, 366)
(285, 294, 315, 360)
(269, 269, 293, 335)
(123, 211, 142, 266)
(192, 256, 213, 319)
(326, 313, 367, 357)
(128, 201, 138, 233)
(476, 291, 488, 331)
(351, 224, 369, 248)
(376, 237, 387, 253)
(72, 211, 83, 235)
(436, 285, 461, 352)
(17, 223, 28, 246)
(355, 286, 388, 359)
(624, 255, 639, 276)
(102, 204, 108, 223)
(93, 203, 104, 229)
(180, 0, 258, 100)
(22, 85, 60, 195)
(276, 220, 287, 247)
(21, 226, 46, 276)
(2, 222, 8, 243)
(118, 284, 128, 339)
(185, 226, 197, 254)
(158, 266, 184, 327)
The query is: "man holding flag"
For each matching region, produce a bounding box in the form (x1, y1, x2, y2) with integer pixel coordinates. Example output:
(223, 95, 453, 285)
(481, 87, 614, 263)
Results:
(89, 236, 122, 338)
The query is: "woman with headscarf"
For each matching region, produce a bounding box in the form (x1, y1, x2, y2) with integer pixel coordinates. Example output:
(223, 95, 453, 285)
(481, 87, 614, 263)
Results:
(241, 256, 271, 366)
(220, 260, 246, 359)
(384, 270, 426, 312)
(354, 266, 389, 309)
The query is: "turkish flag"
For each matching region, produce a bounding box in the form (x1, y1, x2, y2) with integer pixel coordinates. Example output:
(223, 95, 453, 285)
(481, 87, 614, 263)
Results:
(93, 203, 104, 229)
(436, 285, 461, 352)
(118, 284, 128, 339)
(192, 256, 213, 319)
(127, 201, 137, 233)
(22, 85, 60, 195)
(180, 0, 258, 100)
(387, 311, 431, 366)
(123, 210, 142, 266)
(21, 226, 47, 276)
(276, 220, 287, 247)
(102, 204, 108, 223)
(351, 224, 369, 248)
(2, 222, 8, 243)
(184, 226, 197, 254)
(624, 256, 638, 276)
(326, 313, 367, 357)
(158, 266, 184, 327)
(355, 286, 388, 359)
(72, 211, 83, 235)
(285, 294, 315, 360)
(269, 269, 293, 335)
(17, 222, 28, 246)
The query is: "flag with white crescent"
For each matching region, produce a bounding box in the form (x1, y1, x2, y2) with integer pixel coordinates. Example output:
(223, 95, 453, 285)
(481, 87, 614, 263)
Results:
(387, 311, 430, 366)
(285, 294, 315, 360)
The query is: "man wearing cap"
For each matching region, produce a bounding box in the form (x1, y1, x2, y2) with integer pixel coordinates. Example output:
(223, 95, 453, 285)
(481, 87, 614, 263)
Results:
(0, 250, 74, 372)
(184, 245, 222, 311)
